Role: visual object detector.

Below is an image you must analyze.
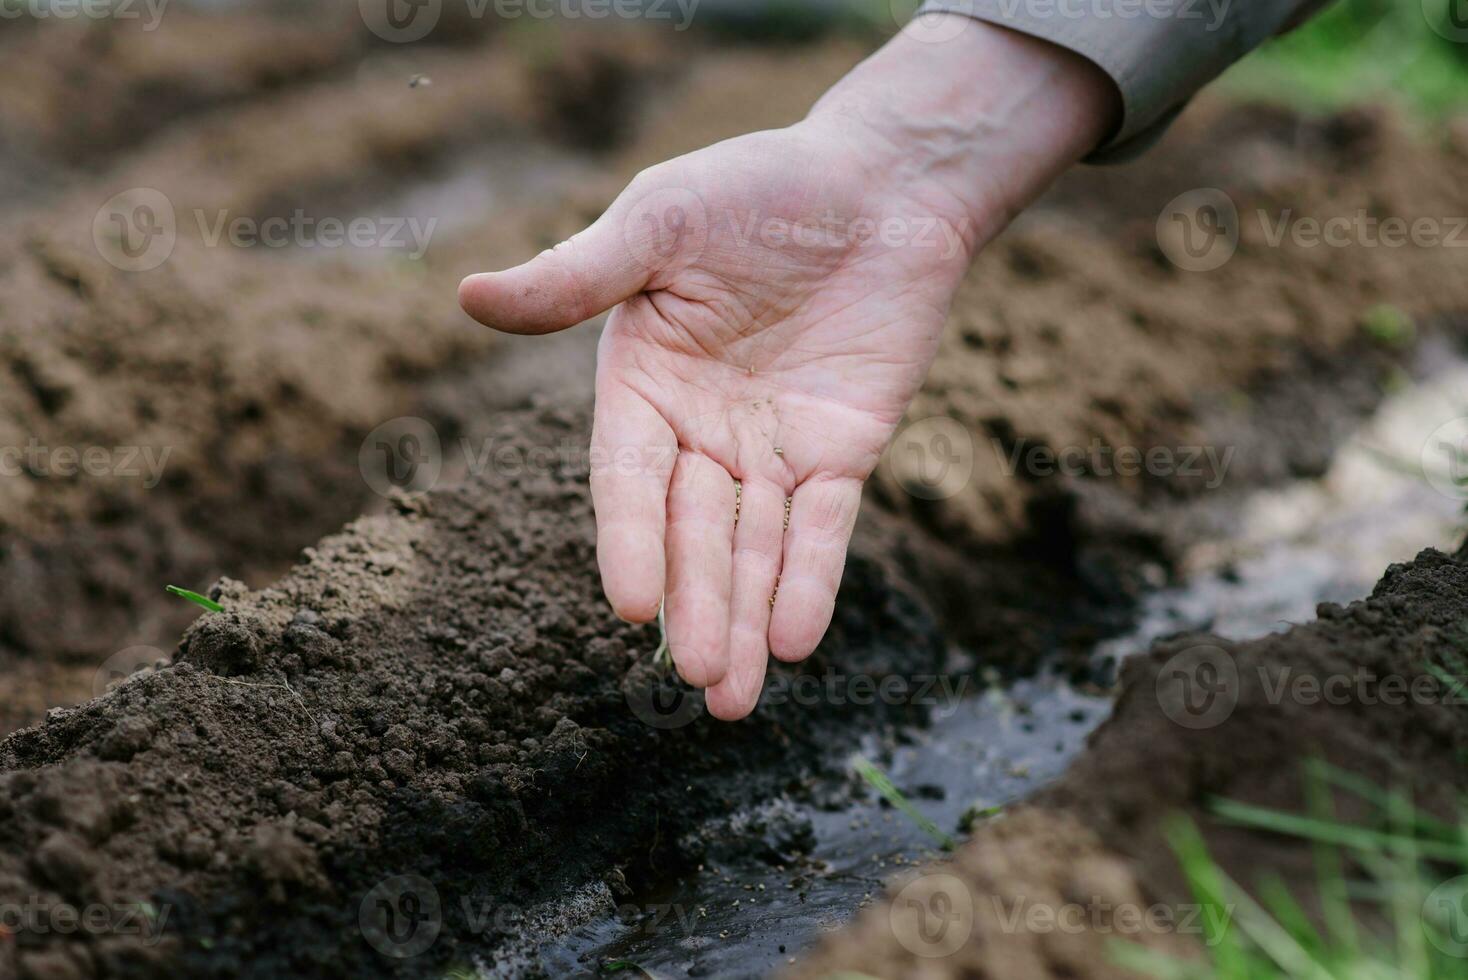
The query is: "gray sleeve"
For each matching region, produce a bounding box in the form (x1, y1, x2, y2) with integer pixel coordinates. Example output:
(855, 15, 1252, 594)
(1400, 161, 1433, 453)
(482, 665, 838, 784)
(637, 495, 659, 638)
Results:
(919, 0, 1332, 161)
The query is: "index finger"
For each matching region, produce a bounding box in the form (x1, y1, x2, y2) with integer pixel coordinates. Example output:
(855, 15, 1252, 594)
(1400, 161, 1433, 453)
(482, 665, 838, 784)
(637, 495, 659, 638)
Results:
(590, 379, 676, 624)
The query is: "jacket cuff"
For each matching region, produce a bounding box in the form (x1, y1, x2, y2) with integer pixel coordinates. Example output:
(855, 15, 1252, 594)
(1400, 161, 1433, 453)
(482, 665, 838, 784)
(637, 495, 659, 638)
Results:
(917, 0, 1307, 162)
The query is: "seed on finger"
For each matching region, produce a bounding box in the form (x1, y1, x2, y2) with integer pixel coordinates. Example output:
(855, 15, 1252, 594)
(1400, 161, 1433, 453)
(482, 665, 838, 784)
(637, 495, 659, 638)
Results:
(769, 575, 779, 608)
(733, 479, 742, 525)
(783, 496, 792, 530)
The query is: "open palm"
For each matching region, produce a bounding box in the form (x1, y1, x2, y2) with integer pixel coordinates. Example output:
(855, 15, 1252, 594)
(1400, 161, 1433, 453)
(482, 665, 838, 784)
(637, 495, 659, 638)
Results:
(460, 120, 976, 719)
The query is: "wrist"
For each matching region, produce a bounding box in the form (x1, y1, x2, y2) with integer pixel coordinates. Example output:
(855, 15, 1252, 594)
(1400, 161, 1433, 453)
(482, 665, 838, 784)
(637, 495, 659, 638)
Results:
(806, 15, 1119, 255)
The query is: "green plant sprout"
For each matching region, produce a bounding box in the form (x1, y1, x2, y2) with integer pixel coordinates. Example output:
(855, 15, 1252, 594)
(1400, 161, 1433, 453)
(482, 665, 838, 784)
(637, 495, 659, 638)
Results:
(852, 755, 956, 851)
(959, 803, 1004, 832)
(165, 585, 223, 613)
(1112, 760, 1468, 979)
(1360, 304, 1415, 350)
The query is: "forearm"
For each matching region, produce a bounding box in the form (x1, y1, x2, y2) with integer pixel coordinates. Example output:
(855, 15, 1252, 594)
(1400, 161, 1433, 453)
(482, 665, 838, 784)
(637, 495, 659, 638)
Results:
(806, 16, 1120, 255)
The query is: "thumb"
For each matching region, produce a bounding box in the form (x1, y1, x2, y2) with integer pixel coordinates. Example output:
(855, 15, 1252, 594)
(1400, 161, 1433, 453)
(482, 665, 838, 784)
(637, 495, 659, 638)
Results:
(458, 203, 652, 336)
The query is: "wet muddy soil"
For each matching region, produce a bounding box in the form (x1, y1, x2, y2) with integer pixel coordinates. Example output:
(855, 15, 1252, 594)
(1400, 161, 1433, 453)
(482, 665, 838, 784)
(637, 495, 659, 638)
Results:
(792, 536, 1468, 978)
(542, 350, 1468, 978)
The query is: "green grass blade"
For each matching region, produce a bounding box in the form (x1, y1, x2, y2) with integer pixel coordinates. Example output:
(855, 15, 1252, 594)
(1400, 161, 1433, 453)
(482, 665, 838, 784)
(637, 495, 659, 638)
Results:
(166, 585, 224, 613)
(1166, 816, 1250, 979)
(1302, 764, 1360, 959)
(1212, 799, 1468, 864)
(852, 756, 955, 851)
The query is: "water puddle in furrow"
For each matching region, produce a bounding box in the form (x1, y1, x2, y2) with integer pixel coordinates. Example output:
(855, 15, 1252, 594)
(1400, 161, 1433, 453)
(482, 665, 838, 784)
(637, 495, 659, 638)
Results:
(529, 350, 1468, 979)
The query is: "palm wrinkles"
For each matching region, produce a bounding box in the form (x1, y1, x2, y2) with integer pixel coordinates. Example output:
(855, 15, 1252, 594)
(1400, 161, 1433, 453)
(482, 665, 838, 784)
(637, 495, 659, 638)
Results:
(595, 151, 967, 719)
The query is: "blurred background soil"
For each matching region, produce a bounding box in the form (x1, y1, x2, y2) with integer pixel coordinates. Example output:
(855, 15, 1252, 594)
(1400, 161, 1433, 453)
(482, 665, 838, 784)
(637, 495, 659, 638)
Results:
(3, 2, 1464, 735)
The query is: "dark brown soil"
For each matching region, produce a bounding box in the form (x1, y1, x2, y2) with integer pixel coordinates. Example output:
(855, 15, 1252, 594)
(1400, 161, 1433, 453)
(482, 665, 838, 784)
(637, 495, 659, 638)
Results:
(0, 406, 949, 980)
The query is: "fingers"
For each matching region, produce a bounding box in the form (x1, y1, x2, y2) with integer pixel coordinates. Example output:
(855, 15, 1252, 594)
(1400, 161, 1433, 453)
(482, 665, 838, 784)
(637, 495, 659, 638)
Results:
(706, 478, 786, 721)
(590, 383, 676, 624)
(769, 477, 863, 664)
(459, 205, 651, 335)
(663, 452, 736, 689)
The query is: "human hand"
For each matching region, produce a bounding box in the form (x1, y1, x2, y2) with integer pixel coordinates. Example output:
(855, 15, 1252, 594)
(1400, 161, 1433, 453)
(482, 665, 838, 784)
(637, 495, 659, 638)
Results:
(459, 17, 1117, 720)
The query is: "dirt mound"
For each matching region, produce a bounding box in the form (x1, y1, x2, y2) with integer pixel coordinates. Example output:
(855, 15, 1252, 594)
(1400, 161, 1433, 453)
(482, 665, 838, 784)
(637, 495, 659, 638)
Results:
(0, 405, 950, 980)
(0, 7, 363, 192)
(790, 542, 1468, 978)
(0, 22, 662, 733)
